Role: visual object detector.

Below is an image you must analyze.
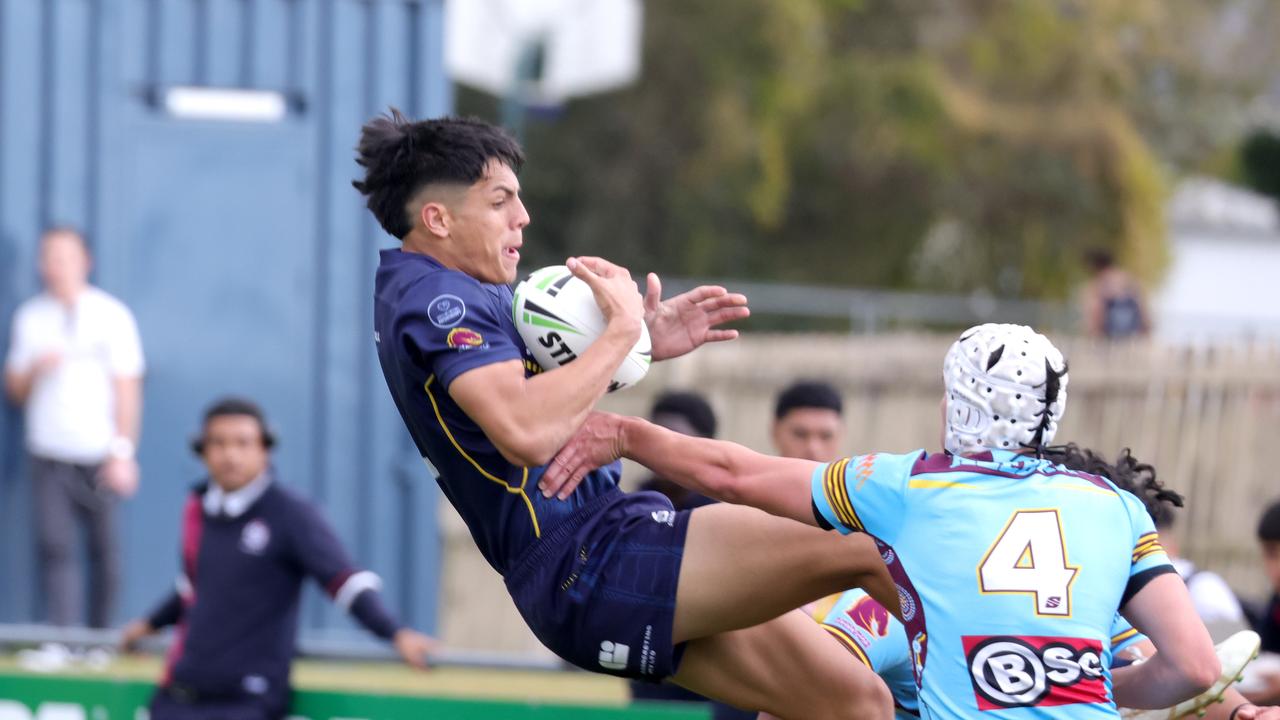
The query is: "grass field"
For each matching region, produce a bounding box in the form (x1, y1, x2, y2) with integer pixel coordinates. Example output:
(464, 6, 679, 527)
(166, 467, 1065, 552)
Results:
(0, 654, 632, 706)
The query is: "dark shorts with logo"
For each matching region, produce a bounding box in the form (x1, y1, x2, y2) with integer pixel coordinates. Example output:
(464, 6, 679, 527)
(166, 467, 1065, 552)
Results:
(505, 488, 692, 682)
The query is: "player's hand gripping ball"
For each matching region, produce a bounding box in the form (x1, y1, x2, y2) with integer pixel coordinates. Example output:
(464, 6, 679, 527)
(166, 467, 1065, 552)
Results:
(513, 265, 651, 392)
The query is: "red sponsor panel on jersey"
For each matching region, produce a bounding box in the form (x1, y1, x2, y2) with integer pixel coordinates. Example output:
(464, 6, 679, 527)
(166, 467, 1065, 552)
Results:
(963, 635, 1107, 711)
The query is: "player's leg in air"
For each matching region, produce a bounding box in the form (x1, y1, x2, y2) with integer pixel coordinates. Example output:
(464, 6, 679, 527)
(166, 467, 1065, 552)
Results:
(354, 111, 896, 719)
(546, 323, 1222, 716)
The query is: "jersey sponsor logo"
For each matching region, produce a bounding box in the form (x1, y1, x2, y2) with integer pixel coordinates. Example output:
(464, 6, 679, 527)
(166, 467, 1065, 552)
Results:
(963, 635, 1105, 711)
(881, 547, 896, 565)
(599, 640, 629, 671)
(427, 294, 466, 328)
(446, 327, 486, 350)
(845, 595, 892, 645)
(240, 519, 271, 555)
(897, 584, 917, 621)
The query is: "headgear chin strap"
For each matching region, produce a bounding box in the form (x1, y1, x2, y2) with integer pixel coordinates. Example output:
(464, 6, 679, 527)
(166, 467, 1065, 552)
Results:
(942, 323, 1068, 457)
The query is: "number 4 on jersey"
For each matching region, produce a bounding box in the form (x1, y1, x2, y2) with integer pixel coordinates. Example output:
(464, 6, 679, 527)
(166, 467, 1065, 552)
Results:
(978, 509, 1079, 616)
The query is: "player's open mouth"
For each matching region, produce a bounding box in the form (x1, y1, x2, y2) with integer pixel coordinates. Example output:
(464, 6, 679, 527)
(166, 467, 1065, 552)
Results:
(505, 246, 520, 260)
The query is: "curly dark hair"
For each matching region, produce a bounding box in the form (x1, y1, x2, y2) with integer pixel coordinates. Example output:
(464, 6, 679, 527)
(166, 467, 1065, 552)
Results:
(1041, 443, 1183, 526)
(351, 109, 525, 239)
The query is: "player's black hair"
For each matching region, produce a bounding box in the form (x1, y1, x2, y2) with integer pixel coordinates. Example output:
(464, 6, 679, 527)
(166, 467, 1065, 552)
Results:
(352, 109, 525, 240)
(192, 396, 277, 455)
(1258, 500, 1280, 542)
(774, 380, 843, 420)
(1042, 443, 1183, 526)
(650, 391, 718, 439)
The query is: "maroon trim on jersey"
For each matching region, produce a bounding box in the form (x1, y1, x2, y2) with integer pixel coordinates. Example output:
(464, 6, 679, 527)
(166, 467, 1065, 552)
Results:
(325, 569, 356, 598)
(873, 537, 929, 689)
(164, 494, 205, 685)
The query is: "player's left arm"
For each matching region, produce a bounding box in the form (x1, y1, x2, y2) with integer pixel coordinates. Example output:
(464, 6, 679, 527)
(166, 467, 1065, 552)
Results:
(543, 412, 819, 524)
(291, 500, 435, 668)
(642, 273, 748, 361)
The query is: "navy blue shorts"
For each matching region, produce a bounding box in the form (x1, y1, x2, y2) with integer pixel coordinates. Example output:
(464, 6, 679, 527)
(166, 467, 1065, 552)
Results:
(505, 488, 691, 681)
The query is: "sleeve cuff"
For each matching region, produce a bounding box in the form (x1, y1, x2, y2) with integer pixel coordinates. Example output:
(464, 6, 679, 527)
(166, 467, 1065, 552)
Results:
(1120, 564, 1178, 609)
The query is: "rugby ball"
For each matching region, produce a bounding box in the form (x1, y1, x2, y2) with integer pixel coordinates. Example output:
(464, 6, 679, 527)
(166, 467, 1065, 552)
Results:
(512, 265, 651, 392)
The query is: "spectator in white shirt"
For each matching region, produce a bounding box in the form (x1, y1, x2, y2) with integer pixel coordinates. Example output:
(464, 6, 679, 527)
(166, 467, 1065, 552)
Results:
(4, 227, 145, 628)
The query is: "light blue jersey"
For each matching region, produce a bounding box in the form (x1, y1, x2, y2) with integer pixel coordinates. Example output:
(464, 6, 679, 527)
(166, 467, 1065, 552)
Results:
(813, 589, 1149, 720)
(811, 449, 1174, 719)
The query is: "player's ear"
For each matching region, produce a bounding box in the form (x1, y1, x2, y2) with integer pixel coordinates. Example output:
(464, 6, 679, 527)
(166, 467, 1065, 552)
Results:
(420, 200, 451, 239)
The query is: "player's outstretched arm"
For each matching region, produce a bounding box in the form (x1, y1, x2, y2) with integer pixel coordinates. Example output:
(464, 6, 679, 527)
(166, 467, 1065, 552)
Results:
(543, 411, 820, 525)
(452, 257, 644, 467)
(1114, 573, 1221, 708)
(642, 272, 748, 361)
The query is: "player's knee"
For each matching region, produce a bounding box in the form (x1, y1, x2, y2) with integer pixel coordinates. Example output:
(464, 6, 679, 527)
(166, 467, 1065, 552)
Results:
(818, 668, 893, 720)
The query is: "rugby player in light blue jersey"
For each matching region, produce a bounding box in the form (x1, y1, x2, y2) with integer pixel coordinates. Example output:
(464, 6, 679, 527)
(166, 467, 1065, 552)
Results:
(543, 323, 1221, 719)
(793, 445, 1277, 720)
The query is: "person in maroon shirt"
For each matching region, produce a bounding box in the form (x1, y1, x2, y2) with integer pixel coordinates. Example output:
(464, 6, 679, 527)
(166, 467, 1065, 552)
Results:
(120, 398, 434, 720)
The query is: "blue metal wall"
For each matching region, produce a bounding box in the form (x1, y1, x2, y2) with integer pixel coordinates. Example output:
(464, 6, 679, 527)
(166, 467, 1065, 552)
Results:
(0, 0, 451, 638)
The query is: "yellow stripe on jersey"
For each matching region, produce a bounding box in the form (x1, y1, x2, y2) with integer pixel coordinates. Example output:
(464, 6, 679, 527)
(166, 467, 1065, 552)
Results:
(822, 625, 873, 669)
(824, 459, 863, 532)
(424, 375, 541, 538)
(908, 479, 978, 489)
(1132, 542, 1165, 564)
(809, 593, 843, 623)
(1112, 627, 1139, 646)
(1132, 533, 1162, 563)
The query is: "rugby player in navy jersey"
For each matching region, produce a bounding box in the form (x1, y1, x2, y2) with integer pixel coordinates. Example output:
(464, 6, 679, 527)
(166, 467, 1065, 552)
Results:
(121, 398, 434, 720)
(354, 110, 901, 719)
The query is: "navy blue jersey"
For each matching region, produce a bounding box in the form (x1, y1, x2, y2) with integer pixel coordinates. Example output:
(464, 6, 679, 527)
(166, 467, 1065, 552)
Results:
(373, 249, 622, 574)
(146, 478, 400, 710)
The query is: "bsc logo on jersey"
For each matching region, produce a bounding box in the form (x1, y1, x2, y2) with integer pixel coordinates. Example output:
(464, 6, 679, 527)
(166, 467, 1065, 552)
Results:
(963, 635, 1105, 710)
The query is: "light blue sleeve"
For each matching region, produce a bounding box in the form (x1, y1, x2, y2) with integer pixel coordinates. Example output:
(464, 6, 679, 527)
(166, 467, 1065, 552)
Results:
(1120, 488, 1174, 578)
(810, 451, 918, 545)
(1109, 614, 1147, 655)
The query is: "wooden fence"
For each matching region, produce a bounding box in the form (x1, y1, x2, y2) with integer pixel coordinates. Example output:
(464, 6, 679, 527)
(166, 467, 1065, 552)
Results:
(438, 334, 1280, 654)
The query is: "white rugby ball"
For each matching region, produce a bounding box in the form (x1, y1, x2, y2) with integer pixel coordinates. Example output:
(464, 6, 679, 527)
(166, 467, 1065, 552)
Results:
(512, 265, 651, 392)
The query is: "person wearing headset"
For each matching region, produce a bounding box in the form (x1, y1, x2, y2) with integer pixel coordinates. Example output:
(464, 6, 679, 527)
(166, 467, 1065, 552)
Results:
(120, 397, 435, 720)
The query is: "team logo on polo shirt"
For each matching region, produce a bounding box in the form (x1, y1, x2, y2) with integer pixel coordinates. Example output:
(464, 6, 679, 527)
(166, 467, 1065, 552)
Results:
(428, 294, 466, 328)
(240, 519, 271, 555)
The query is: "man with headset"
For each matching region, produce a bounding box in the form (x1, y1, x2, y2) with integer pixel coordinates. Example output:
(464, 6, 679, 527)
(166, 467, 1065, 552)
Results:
(120, 397, 434, 720)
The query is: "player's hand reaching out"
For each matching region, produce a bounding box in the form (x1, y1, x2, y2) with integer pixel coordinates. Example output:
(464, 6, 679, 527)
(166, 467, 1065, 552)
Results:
(393, 628, 437, 670)
(541, 412, 627, 500)
(643, 274, 749, 361)
(566, 257, 644, 341)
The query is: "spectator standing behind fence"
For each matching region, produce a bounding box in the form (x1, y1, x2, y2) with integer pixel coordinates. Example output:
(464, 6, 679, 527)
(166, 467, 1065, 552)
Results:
(1081, 248, 1151, 339)
(120, 398, 434, 720)
(3, 227, 143, 628)
(771, 381, 844, 463)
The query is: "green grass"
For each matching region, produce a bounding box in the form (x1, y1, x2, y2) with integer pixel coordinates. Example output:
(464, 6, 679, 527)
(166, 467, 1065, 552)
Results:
(0, 655, 631, 705)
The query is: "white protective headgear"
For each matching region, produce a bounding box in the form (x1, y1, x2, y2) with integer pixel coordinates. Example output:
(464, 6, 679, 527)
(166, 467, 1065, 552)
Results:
(942, 323, 1068, 456)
